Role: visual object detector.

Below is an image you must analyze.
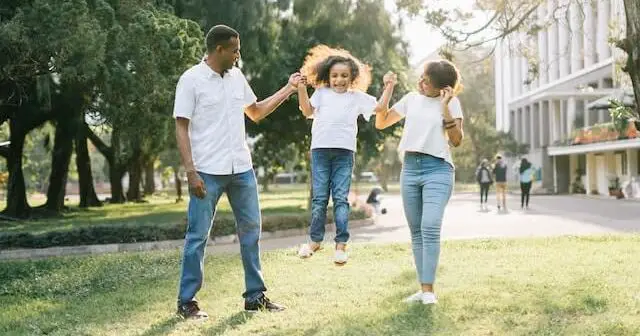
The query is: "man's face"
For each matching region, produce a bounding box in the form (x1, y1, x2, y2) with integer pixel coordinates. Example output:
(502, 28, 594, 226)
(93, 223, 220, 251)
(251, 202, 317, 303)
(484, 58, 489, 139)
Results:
(216, 37, 241, 71)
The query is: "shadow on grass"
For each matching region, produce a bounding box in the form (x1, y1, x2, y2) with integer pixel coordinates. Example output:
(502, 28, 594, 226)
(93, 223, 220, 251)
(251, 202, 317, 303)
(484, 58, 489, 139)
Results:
(204, 311, 255, 335)
(262, 269, 633, 336)
(138, 316, 182, 336)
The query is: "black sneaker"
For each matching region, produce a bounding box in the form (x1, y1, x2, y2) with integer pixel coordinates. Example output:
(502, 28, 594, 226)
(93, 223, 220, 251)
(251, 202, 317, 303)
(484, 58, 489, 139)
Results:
(177, 301, 209, 319)
(244, 296, 286, 313)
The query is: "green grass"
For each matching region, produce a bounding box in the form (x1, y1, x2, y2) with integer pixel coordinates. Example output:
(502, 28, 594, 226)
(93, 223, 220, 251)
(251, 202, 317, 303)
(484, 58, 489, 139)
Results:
(0, 190, 310, 235)
(1, 235, 639, 335)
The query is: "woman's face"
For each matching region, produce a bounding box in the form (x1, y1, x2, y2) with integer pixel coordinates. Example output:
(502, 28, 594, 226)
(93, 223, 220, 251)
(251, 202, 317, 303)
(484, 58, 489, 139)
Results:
(418, 73, 440, 97)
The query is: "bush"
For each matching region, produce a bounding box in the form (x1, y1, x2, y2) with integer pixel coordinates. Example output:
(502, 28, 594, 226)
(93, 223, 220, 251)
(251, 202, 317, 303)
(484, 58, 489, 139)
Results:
(0, 210, 368, 250)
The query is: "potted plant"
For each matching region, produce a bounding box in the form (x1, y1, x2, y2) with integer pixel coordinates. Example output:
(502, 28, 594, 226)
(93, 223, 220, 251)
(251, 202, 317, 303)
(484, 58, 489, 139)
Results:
(609, 99, 635, 139)
(626, 119, 638, 138)
(608, 176, 625, 199)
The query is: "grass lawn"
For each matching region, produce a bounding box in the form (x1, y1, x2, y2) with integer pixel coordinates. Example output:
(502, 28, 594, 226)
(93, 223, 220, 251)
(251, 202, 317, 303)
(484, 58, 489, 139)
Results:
(0, 189, 310, 234)
(1, 235, 639, 335)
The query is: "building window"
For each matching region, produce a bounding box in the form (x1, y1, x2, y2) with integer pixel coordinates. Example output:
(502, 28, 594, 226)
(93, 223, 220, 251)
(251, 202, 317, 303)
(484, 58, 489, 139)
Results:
(578, 154, 586, 174)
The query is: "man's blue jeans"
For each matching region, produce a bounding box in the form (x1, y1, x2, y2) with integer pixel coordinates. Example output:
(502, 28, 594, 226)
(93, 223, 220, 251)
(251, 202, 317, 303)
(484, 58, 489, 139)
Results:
(178, 169, 266, 304)
(309, 148, 354, 244)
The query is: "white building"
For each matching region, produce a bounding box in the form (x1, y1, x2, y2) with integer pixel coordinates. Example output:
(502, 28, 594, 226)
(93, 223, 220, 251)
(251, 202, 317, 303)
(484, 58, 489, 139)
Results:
(494, 0, 640, 197)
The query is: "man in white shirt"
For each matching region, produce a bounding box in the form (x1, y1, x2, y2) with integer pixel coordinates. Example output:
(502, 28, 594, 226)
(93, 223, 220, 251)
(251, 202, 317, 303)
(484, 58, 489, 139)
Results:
(173, 25, 301, 319)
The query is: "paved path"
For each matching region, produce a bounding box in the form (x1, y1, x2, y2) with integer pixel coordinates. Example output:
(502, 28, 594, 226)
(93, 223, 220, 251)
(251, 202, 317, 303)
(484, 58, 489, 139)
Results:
(214, 192, 640, 254)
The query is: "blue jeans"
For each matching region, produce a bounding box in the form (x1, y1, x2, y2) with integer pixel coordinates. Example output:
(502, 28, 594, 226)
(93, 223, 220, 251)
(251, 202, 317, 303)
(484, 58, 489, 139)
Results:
(401, 153, 454, 285)
(310, 148, 354, 244)
(178, 169, 266, 304)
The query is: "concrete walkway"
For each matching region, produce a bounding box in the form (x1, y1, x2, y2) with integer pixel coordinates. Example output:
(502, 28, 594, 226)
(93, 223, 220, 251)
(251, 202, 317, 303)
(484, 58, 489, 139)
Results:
(214, 192, 640, 254)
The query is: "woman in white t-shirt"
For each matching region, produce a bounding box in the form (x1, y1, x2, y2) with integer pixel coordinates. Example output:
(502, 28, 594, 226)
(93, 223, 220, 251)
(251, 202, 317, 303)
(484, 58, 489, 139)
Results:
(295, 45, 382, 265)
(375, 60, 464, 304)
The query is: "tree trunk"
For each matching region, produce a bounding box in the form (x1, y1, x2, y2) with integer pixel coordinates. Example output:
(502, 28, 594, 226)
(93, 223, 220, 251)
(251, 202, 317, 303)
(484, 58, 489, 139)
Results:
(43, 118, 74, 212)
(75, 124, 102, 208)
(623, 0, 640, 115)
(2, 120, 30, 219)
(143, 158, 156, 195)
(109, 166, 126, 203)
(174, 168, 183, 202)
(126, 148, 143, 202)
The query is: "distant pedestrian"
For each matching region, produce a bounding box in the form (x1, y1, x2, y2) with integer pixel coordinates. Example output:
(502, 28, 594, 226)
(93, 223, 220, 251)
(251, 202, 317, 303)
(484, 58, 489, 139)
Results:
(519, 158, 534, 210)
(493, 155, 508, 211)
(475, 159, 493, 210)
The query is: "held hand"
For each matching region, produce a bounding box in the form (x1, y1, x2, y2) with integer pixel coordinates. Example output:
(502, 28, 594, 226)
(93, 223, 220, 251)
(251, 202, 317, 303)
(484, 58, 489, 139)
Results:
(383, 71, 397, 87)
(187, 171, 207, 199)
(298, 75, 308, 89)
(288, 72, 303, 90)
(440, 86, 454, 105)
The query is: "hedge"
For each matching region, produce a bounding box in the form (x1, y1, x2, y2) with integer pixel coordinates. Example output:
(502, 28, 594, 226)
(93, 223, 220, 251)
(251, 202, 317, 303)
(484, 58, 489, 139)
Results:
(0, 210, 368, 250)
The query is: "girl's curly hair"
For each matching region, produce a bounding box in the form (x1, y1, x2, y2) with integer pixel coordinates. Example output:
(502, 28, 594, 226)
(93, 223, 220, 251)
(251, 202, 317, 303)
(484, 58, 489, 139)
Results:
(300, 45, 372, 92)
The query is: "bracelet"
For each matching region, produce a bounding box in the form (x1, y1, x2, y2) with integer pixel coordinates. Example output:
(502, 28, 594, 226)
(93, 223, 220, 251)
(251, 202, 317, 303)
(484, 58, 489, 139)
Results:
(445, 124, 457, 130)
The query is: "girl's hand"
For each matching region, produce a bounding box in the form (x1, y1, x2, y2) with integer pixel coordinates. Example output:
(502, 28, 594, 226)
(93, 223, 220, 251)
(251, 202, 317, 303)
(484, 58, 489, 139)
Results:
(440, 86, 454, 105)
(299, 75, 308, 88)
(383, 71, 397, 87)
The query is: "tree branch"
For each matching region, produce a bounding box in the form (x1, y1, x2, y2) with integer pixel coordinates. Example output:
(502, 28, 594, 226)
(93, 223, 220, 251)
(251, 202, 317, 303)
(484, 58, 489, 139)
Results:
(85, 124, 113, 161)
(0, 144, 8, 159)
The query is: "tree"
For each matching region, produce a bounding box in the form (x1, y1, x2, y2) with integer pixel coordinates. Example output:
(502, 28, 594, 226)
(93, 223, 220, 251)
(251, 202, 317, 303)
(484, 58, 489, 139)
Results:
(620, 0, 640, 114)
(397, 0, 640, 112)
(0, 0, 109, 217)
(90, 4, 202, 203)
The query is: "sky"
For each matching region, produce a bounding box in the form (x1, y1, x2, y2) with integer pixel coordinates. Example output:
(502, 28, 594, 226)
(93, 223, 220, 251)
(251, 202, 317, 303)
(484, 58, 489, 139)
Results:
(382, 0, 483, 65)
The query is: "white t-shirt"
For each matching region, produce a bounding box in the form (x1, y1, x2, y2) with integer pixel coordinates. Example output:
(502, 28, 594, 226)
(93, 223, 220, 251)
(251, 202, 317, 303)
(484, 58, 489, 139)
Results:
(309, 87, 376, 152)
(173, 63, 257, 175)
(392, 92, 463, 167)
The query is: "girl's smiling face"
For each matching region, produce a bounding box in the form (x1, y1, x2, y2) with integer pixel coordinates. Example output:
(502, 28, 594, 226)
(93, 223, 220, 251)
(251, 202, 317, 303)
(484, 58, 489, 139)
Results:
(329, 62, 352, 93)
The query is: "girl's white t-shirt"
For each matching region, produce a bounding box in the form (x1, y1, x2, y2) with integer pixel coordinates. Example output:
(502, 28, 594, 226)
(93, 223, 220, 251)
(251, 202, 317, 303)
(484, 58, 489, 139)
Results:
(309, 87, 376, 152)
(391, 92, 464, 167)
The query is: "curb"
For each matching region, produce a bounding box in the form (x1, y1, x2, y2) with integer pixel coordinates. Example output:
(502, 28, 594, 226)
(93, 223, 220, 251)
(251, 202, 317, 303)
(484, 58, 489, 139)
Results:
(0, 218, 375, 261)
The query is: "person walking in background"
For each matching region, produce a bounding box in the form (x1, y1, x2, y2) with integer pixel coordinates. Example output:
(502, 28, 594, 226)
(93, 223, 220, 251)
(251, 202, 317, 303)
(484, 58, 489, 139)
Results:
(519, 158, 534, 210)
(493, 155, 508, 211)
(475, 159, 493, 211)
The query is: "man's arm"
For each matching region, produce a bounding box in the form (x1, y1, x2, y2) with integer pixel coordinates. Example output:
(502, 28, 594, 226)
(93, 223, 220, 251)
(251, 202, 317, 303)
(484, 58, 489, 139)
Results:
(175, 117, 206, 199)
(245, 73, 301, 123)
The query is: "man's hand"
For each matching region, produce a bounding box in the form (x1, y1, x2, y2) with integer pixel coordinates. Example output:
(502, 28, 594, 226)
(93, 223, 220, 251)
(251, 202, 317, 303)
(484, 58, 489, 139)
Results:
(187, 171, 207, 199)
(288, 72, 303, 91)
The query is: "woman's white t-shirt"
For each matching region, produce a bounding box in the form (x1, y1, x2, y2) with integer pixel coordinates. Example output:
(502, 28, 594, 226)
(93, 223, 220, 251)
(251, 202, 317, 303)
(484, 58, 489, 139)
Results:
(309, 87, 376, 152)
(391, 92, 464, 167)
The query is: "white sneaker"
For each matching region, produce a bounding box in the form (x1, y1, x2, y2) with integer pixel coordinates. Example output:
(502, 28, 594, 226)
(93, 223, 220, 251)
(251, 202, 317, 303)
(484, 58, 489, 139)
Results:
(422, 292, 438, 305)
(297, 244, 314, 258)
(334, 249, 348, 265)
(403, 291, 424, 303)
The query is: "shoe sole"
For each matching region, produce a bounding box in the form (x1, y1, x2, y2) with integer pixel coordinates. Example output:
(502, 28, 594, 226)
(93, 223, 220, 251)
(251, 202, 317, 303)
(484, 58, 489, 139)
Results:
(334, 260, 347, 266)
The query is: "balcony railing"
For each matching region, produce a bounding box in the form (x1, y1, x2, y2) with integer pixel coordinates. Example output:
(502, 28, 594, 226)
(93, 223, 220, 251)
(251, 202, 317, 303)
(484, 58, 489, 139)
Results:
(553, 120, 639, 147)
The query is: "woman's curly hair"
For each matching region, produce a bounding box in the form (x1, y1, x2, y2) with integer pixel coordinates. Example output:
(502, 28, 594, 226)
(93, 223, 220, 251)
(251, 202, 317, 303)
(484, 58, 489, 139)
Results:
(300, 45, 372, 92)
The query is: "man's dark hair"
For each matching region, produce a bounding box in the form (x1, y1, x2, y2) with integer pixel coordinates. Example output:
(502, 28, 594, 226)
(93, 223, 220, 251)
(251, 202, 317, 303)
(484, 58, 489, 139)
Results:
(315, 56, 360, 85)
(205, 25, 239, 52)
